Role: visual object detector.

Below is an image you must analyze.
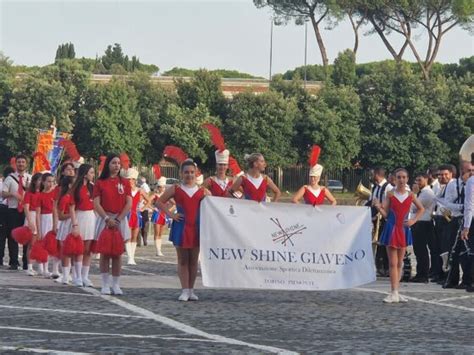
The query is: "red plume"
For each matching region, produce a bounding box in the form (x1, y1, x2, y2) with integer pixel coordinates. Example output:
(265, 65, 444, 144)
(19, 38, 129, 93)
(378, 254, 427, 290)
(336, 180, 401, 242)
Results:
(152, 164, 161, 179)
(308, 145, 321, 167)
(59, 140, 81, 161)
(33, 152, 51, 171)
(163, 146, 188, 165)
(228, 156, 242, 177)
(10, 157, 16, 171)
(120, 152, 130, 170)
(98, 155, 106, 174)
(203, 123, 226, 152)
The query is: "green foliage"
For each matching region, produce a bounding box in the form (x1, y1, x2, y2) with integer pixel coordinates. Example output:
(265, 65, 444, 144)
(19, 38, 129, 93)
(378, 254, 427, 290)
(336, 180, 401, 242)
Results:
(55, 43, 75, 62)
(163, 67, 261, 79)
(282, 64, 330, 81)
(224, 91, 298, 167)
(100, 43, 158, 74)
(331, 49, 356, 86)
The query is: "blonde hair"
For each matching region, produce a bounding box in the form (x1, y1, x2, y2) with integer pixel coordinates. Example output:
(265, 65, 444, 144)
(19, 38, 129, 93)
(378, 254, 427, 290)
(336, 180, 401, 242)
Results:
(244, 153, 263, 169)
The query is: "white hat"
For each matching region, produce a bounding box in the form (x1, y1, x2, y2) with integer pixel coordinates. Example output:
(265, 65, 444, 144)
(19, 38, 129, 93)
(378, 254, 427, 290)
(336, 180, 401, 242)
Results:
(157, 176, 167, 187)
(124, 167, 139, 180)
(196, 174, 204, 186)
(215, 149, 230, 164)
(309, 164, 323, 177)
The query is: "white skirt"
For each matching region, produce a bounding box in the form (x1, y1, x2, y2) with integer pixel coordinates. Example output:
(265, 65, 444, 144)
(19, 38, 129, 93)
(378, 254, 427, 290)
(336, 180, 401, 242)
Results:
(40, 214, 53, 239)
(76, 210, 96, 241)
(57, 219, 72, 241)
(95, 213, 131, 242)
(24, 211, 37, 234)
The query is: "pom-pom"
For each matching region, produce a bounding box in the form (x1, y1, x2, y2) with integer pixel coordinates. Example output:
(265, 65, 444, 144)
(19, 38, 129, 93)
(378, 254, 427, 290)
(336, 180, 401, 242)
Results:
(228, 156, 242, 177)
(308, 145, 321, 167)
(120, 153, 130, 170)
(89, 240, 99, 254)
(33, 152, 51, 171)
(96, 228, 124, 257)
(30, 241, 49, 263)
(152, 164, 161, 179)
(10, 157, 16, 171)
(62, 233, 84, 256)
(59, 140, 81, 161)
(12, 226, 33, 245)
(43, 230, 59, 257)
(203, 123, 226, 151)
(163, 146, 188, 165)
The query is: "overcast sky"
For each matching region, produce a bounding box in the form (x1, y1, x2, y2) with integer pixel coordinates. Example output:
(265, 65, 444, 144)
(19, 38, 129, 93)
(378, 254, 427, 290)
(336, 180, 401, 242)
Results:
(1, 0, 473, 77)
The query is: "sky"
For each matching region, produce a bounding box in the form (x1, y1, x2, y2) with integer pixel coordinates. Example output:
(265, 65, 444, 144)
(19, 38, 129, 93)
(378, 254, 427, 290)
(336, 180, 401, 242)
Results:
(1, 0, 473, 77)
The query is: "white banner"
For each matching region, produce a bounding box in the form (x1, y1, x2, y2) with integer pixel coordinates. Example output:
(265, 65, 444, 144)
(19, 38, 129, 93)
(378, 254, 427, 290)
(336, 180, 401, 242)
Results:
(200, 197, 375, 291)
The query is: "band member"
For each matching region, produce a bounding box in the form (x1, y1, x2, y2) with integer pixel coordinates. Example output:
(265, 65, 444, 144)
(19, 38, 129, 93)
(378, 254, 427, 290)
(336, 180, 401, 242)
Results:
(427, 166, 441, 195)
(436, 161, 471, 288)
(70, 164, 96, 287)
(151, 177, 172, 257)
(125, 168, 150, 265)
(367, 168, 393, 277)
(23, 173, 42, 275)
(227, 153, 281, 202)
(291, 163, 336, 205)
(93, 154, 132, 295)
(36, 173, 56, 277)
(410, 173, 435, 283)
(138, 176, 151, 247)
(460, 153, 474, 293)
(1, 154, 31, 270)
(155, 159, 210, 301)
(375, 168, 424, 303)
(203, 149, 233, 197)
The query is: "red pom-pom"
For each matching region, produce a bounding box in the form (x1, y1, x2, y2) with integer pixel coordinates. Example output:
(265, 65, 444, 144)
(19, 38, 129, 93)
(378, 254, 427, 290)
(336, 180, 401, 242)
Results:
(30, 241, 48, 263)
(152, 164, 161, 179)
(308, 145, 321, 167)
(228, 156, 242, 177)
(163, 146, 188, 165)
(62, 233, 84, 256)
(43, 230, 59, 257)
(203, 123, 226, 151)
(12, 226, 33, 245)
(90, 240, 99, 254)
(120, 152, 130, 170)
(96, 228, 124, 257)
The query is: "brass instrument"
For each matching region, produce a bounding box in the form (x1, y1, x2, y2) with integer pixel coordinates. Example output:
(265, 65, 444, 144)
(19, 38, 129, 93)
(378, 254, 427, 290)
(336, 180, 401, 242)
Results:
(354, 181, 371, 206)
(459, 134, 474, 162)
(439, 207, 452, 222)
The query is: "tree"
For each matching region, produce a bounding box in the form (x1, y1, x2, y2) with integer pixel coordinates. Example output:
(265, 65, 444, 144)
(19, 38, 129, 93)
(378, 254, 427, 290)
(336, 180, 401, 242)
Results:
(0, 52, 13, 67)
(357, 62, 447, 171)
(101, 43, 125, 70)
(331, 49, 356, 86)
(55, 43, 76, 62)
(223, 91, 298, 167)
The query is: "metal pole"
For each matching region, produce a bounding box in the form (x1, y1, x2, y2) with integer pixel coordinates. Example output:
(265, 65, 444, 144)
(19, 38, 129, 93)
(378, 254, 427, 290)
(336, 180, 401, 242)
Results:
(304, 21, 308, 88)
(269, 18, 273, 82)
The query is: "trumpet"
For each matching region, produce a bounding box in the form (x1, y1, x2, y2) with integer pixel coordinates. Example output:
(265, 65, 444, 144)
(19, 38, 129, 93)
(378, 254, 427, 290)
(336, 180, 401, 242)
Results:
(439, 207, 452, 222)
(354, 182, 371, 206)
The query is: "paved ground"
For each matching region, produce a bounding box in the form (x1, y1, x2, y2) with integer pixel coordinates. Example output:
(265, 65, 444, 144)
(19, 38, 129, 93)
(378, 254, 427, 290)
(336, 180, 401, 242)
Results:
(0, 233, 473, 354)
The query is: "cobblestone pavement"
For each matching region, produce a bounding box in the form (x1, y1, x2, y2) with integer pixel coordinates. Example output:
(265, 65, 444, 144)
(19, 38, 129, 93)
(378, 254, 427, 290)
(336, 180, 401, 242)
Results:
(0, 234, 472, 354)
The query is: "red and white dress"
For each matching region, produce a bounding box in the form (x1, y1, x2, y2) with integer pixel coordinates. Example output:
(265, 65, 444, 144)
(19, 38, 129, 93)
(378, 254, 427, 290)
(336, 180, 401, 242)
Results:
(151, 194, 167, 226)
(208, 177, 232, 197)
(303, 186, 326, 206)
(168, 185, 205, 248)
(38, 190, 56, 238)
(24, 191, 41, 233)
(74, 184, 96, 241)
(128, 189, 142, 229)
(57, 193, 73, 241)
(241, 174, 268, 202)
(93, 176, 132, 241)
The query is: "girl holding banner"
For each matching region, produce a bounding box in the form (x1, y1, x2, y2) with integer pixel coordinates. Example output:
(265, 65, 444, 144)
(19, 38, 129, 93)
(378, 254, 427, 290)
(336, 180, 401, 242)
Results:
(228, 153, 281, 202)
(291, 167, 336, 206)
(155, 159, 210, 302)
(374, 168, 424, 304)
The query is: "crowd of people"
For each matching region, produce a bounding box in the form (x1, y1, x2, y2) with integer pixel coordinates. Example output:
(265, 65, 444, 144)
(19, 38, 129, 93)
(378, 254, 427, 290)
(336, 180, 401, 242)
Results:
(0, 141, 473, 304)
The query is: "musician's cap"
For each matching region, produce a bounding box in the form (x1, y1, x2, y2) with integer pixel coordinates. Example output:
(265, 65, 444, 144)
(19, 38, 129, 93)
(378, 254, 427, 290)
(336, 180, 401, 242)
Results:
(309, 164, 323, 177)
(196, 174, 204, 186)
(124, 167, 139, 180)
(215, 149, 230, 164)
(157, 176, 167, 187)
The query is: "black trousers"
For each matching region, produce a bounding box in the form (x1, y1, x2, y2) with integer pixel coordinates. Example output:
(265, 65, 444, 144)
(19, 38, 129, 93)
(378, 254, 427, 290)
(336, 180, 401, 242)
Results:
(432, 216, 447, 277)
(140, 210, 149, 246)
(412, 221, 434, 279)
(0, 208, 25, 268)
(444, 217, 470, 285)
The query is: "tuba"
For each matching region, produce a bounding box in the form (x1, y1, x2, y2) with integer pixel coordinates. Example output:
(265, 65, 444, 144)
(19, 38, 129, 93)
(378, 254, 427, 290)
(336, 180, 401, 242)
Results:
(459, 134, 474, 162)
(354, 181, 371, 206)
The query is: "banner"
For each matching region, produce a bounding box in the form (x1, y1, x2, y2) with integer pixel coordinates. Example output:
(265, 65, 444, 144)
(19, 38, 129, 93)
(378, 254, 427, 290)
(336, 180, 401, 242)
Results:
(33, 129, 70, 174)
(200, 197, 375, 291)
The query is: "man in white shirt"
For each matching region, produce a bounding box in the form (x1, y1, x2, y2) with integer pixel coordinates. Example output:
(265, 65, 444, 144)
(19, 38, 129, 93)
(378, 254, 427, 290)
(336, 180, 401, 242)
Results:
(461, 154, 474, 293)
(1, 154, 31, 270)
(410, 173, 435, 283)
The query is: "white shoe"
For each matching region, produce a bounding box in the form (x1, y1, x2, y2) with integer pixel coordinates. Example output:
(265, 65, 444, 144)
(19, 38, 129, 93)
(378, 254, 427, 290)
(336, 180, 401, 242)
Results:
(188, 291, 199, 301)
(383, 293, 399, 303)
(62, 279, 70, 285)
(398, 294, 409, 303)
(101, 286, 111, 295)
(43, 272, 52, 278)
(54, 276, 63, 284)
(26, 269, 37, 276)
(111, 285, 123, 295)
(127, 259, 137, 266)
(83, 278, 94, 287)
(156, 251, 164, 257)
(178, 290, 190, 302)
(73, 279, 84, 287)
(67, 274, 72, 283)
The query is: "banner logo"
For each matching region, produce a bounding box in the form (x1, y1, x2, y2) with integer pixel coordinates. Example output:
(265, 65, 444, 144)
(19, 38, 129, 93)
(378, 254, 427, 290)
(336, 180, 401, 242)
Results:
(270, 217, 307, 246)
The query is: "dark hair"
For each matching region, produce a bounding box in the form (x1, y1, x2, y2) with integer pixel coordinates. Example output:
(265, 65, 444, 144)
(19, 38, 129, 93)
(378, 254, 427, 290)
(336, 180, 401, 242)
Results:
(71, 164, 94, 204)
(99, 153, 121, 180)
(59, 176, 74, 200)
(59, 162, 75, 176)
(427, 165, 438, 178)
(28, 173, 43, 193)
(180, 159, 197, 172)
(415, 172, 429, 180)
(2, 166, 14, 178)
(394, 168, 409, 176)
(15, 154, 28, 162)
(438, 164, 456, 175)
(40, 173, 54, 192)
(373, 167, 386, 178)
